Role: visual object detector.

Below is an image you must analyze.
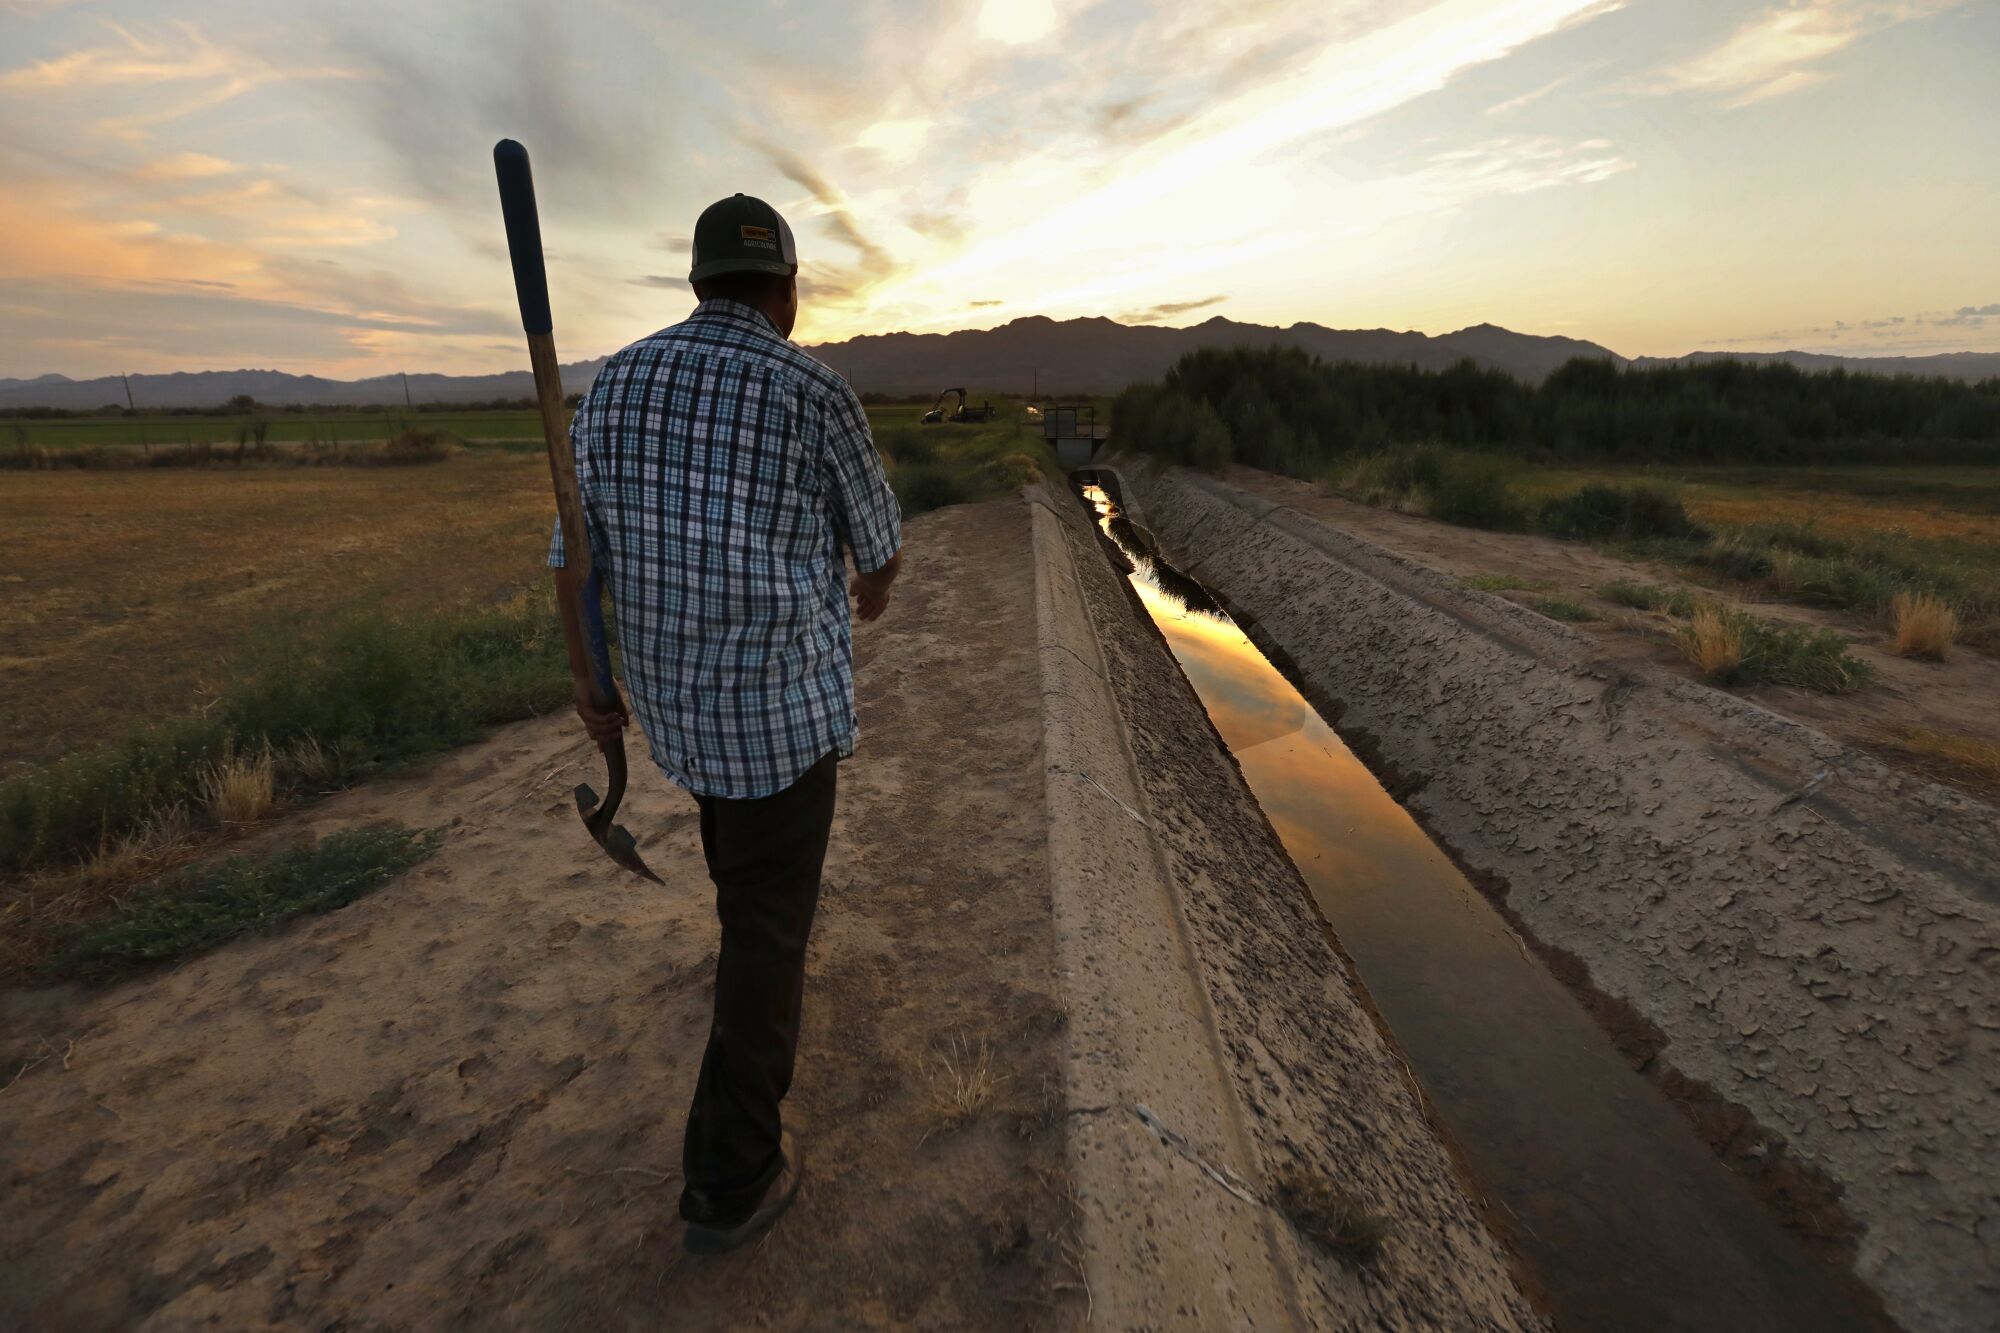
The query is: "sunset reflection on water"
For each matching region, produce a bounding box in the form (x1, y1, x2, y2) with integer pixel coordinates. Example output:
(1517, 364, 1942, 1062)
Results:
(1073, 477, 1873, 1331)
(1083, 482, 1466, 912)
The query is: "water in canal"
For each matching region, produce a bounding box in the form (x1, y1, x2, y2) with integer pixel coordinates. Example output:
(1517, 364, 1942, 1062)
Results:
(1077, 475, 1874, 1333)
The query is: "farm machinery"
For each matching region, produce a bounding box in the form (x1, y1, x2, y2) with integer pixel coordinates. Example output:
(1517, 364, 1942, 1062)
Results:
(919, 387, 996, 425)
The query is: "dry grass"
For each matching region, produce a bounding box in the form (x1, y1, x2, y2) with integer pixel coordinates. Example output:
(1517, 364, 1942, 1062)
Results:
(1889, 591, 1960, 660)
(202, 745, 277, 825)
(1272, 1168, 1395, 1266)
(75, 804, 196, 890)
(0, 452, 552, 774)
(921, 1036, 1002, 1136)
(1691, 491, 2000, 546)
(282, 736, 338, 788)
(1884, 728, 2000, 800)
(1677, 605, 1744, 680)
(0, 806, 205, 982)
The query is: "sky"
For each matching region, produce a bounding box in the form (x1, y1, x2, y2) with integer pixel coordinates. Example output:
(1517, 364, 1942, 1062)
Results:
(2, 0, 1996, 379)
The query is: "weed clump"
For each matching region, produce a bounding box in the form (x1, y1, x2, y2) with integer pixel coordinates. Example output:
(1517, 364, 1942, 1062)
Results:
(1675, 604, 1874, 692)
(1524, 596, 1598, 623)
(49, 825, 439, 982)
(1888, 590, 1959, 660)
(1539, 484, 1708, 543)
(1273, 1169, 1394, 1266)
(202, 745, 277, 826)
(920, 1036, 1001, 1139)
(1599, 581, 1700, 617)
(1678, 606, 1745, 680)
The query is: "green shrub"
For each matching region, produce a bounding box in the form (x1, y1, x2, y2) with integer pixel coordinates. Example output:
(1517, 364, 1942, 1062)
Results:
(0, 595, 572, 875)
(49, 825, 439, 981)
(893, 461, 977, 514)
(1345, 443, 1449, 503)
(1538, 484, 1708, 542)
(877, 428, 937, 466)
(1424, 453, 1531, 530)
(1716, 608, 1875, 692)
(1109, 384, 1233, 472)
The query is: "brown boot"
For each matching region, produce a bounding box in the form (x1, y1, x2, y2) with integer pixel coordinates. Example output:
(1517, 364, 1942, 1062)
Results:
(683, 1129, 802, 1255)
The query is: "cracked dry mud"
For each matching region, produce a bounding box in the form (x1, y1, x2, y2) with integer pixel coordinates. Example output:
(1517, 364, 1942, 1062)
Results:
(0, 499, 1079, 1331)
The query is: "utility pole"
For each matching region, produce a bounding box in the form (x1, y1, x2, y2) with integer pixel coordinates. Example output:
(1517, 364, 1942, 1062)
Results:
(122, 373, 135, 412)
(402, 371, 413, 410)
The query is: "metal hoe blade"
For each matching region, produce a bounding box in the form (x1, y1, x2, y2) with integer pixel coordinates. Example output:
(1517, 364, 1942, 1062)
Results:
(576, 783, 665, 883)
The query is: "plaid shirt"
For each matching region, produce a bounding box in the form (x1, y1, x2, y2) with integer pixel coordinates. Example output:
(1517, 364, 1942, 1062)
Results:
(549, 298, 901, 799)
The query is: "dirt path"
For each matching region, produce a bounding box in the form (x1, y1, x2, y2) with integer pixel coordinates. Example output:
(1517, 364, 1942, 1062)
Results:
(1219, 466, 2000, 800)
(0, 498, 1079, 1331)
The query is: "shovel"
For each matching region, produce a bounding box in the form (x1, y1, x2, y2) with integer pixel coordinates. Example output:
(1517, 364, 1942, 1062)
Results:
(493, 138, 661, 884)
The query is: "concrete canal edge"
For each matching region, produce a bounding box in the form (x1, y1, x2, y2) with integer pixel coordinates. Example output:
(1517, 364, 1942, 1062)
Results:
(1115, 460, 2000, 1333)
(1027, 484, 1546, 1329)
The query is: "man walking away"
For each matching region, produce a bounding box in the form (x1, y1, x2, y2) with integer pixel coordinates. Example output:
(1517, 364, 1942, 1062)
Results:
(549, 192, 903, 1254)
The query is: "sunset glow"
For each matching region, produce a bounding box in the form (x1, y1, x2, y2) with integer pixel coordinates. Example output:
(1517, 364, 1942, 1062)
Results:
(2, 1, 1995, 378)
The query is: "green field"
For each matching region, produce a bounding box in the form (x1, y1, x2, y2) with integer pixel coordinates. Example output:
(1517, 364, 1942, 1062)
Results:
(4, 410, 557, 448)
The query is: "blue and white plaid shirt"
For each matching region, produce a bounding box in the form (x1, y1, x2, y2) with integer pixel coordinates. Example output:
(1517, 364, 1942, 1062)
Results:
(549, 298, 901, 799)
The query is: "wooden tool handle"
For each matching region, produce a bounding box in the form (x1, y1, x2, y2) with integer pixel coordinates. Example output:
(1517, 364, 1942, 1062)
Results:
(495, 138, 620, 722)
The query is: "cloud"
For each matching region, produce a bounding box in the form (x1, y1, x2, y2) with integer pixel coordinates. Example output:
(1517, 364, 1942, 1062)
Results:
(133, 151, 240, 179)
(1484, 66, 1596, 116)
(1123, 294, 1227, 324)
(629, 274, 690, 290)
(0, 21, 362, 140)
(977, 0, 1060, 46)
(968, 299, 1003, 308)
(1646, 1, 1964, 108)
(743, 135, 896, 276)
(1416, 135, 1634, 196)
(1957, 303, 2000, 318)
(313, 11, 671, 222)
(853, 117, 931, 164)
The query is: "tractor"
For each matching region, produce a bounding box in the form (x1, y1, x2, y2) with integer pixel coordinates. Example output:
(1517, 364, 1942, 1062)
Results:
(919, 387, 996, 425)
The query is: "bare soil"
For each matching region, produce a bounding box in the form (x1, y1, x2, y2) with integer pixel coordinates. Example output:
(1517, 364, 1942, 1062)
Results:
(1221, 466, 2000, 801)
(0, 498, 1080, 1331)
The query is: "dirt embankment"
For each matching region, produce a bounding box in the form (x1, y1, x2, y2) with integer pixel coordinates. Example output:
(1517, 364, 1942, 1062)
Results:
(1217, 465, 2000, 802)
(1120, 459, 2000, 1333)
(0, 499, 1079, 1331)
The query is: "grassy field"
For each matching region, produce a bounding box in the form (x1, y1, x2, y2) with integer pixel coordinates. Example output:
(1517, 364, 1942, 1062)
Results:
(0, 401, 1051, 980)
(1511, 462, 2000, 648)
(5, 410, 555, 448)
(1508, 464, 2000, 545)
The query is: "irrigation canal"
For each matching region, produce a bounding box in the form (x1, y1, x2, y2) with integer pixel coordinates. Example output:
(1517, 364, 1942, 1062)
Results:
(1075, 473, 1875, 1333)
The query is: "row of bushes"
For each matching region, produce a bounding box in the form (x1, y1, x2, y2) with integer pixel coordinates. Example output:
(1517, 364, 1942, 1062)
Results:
(1, 592, 574, 875)
(1128, 347, 2000, 467)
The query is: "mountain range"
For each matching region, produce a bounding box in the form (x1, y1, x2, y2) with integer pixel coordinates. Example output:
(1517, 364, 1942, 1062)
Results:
(3, 317, 1995, 411)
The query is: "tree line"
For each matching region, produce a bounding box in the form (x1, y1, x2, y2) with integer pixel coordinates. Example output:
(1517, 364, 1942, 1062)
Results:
(1113, 347, 2000, 469)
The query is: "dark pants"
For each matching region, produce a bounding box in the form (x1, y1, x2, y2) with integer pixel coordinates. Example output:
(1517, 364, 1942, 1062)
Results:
(679, 750, 838, 1226)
